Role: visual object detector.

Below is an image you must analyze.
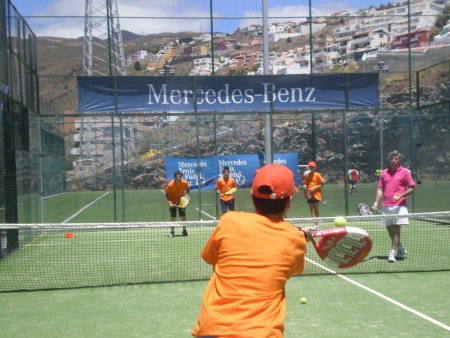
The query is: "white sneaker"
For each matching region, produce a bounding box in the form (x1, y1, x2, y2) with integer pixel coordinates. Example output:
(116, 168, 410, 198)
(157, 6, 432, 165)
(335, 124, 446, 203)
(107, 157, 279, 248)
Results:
(388, 253, 396, 263)
(310, 225, 319, 231)
(397, 246, 407, 258)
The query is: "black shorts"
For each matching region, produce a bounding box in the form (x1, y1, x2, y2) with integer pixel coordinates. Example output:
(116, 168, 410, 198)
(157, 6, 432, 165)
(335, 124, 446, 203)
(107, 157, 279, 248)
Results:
(220, 199, 235, 212)
(169, 206, 186, 218)
(307, 199, 320, 204)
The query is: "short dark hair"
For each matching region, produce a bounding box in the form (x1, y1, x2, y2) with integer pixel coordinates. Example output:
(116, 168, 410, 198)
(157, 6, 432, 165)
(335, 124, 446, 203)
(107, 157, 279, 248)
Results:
(223, 166, 230, 173)
(252, 186, 290, 215)
(174, 171, 182, 178)
(388, 150, 402, 161)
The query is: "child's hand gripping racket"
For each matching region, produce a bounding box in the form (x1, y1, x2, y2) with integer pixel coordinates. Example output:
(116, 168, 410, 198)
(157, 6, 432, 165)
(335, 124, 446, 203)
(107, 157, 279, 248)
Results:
(302, 186, 312, 199)
(307, 226, 372, 269)
(305, 189, 312, 199)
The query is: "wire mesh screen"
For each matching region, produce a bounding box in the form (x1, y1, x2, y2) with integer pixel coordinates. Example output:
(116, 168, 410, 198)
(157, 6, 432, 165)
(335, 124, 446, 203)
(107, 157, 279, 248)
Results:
(3, 107, 450, 225)
(1, 211, 449, 292)
(1, 0, 450, 227)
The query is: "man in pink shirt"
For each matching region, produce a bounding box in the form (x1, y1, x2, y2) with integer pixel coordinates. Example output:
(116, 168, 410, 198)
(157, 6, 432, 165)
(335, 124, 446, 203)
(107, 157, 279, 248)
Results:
(372, 151, 415, 263)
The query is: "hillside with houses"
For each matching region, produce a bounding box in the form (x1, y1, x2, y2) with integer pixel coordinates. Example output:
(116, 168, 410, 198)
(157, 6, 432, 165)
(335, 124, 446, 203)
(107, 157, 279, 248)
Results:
(124, 0, 450, 76)
(32, 0, 450, 177)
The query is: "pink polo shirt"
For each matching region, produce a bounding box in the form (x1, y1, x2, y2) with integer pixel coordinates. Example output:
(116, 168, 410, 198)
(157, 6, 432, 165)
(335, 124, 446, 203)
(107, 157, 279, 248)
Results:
(378, 166, 415, 207)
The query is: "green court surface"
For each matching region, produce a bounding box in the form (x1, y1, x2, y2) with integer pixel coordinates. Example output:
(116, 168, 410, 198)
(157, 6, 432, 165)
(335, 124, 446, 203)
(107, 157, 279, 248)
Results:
(2, 181, 449, 336)
(24, 180, 450, 224)
(1, 272, 449, 337)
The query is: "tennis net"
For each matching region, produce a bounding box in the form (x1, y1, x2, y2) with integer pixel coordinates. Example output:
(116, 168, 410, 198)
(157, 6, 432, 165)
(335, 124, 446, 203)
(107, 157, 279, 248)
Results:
(1, 211, 449, 292)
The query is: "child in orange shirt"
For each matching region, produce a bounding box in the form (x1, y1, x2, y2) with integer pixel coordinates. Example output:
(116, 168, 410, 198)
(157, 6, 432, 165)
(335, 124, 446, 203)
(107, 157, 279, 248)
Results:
(192, 164, 311, 338)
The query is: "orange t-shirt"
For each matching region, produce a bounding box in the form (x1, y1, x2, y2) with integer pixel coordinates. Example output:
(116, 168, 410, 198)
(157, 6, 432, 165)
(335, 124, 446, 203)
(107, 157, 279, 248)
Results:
(303, 171, 323, 201)
(215, 177, 237, 202)
(165, 179, 190, 204)
(192, 212, 307, 338)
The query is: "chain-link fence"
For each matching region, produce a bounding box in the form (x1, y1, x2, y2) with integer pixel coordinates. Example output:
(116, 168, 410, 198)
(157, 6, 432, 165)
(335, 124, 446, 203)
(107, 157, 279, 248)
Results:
(1, 0, 449, 226)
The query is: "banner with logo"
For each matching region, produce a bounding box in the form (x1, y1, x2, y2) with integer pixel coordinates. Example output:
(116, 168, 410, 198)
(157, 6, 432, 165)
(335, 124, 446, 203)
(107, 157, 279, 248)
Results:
(78, 74, 380, 113)
(165, 153, 298, 190)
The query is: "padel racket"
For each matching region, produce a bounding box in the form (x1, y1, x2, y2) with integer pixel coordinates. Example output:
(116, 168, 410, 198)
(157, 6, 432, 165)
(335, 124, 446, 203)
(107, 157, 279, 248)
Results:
(309, 226, 372, 269)
(305, 189, 312, 199)
(225, 187, 237, 195)
(357, 203, 372, 216)
(178, 196, 189, 208)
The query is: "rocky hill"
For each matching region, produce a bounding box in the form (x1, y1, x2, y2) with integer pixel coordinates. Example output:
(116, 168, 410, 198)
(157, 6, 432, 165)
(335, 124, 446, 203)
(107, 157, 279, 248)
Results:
(66, 76, 450, 191)
(33, 35, 448, 190)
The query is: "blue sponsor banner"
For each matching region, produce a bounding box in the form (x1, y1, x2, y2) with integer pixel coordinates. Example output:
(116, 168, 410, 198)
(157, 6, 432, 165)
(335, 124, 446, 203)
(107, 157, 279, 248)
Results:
(273, 153, 299, 186)
(165, 153, 298, 190)
(77, 74, 379, 113)
(165, 157, 216, 190)
(215, 154, 260, 188)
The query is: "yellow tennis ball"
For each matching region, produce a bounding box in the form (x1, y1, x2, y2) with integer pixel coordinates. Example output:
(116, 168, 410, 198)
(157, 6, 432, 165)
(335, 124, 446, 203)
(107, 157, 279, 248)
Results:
(334, 216, 347, 227)
(300, 297, 307, 304)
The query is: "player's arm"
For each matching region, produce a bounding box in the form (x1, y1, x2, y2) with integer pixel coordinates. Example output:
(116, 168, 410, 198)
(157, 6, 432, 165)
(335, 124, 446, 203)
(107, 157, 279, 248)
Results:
(293, 227, 309, 274)
(295, 226, 310, 242)
(184, 181, 190, 199)
(310, 176, 324, 192)
(399, 186, 415, 199)
(216, 189, 224, 198)
(215, 181, 223, 196)
(317, 182, 324, 190)
(201, 227, 220, 265)
(166, 192, 175, 207)
(372, 188, 383, 210)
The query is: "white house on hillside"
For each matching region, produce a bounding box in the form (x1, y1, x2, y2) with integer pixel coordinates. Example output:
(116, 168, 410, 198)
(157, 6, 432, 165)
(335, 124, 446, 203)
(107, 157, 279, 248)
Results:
(136, 50, 148, 60)
(296, 21, 326, 35)
(434, 23, 450, 45)
(360, 0, 446, 35)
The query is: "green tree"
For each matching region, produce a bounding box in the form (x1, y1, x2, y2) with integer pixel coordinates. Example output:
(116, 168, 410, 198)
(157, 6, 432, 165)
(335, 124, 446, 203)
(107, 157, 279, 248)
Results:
(429, 29, 440, 42)
(134, 61, 142, 71)
(65, 154, 75, 170)
(435, 5, 450, 30)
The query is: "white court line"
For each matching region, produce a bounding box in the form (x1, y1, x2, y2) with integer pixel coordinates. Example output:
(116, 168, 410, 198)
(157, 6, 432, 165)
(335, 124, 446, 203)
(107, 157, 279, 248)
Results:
(62, 192, 109, 224)
(195, 208, 216, 220)
(307, 258, 450, 332)
(160, 189, 217, 220)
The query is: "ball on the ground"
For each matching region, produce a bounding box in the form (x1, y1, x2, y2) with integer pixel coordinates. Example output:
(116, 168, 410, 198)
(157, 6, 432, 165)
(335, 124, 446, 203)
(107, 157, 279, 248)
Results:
(334, 216, 347, 227)
(300, 297, 307, 304)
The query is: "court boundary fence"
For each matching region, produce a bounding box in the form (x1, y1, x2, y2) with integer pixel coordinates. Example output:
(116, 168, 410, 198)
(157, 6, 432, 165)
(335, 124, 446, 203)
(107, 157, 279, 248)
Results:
(1, 211, 449, 292)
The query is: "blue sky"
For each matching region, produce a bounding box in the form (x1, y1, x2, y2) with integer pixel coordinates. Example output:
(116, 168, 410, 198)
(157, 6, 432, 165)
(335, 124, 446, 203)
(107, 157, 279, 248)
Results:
(11, 0, 389, 38)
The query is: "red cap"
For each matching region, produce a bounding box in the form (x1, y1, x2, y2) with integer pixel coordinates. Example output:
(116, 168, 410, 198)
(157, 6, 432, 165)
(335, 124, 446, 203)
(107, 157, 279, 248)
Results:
(308, 161, 317, 168)
(251, 164, 299, 200)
